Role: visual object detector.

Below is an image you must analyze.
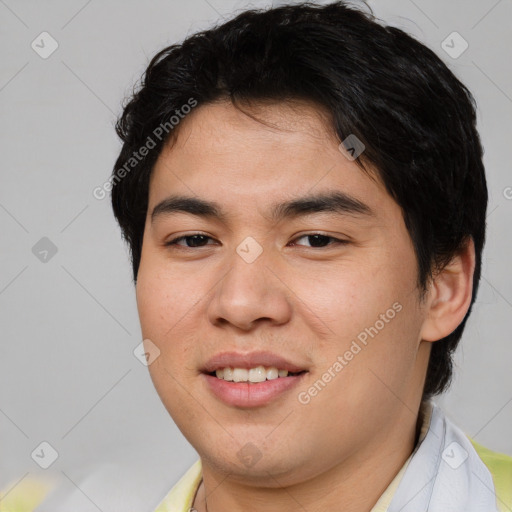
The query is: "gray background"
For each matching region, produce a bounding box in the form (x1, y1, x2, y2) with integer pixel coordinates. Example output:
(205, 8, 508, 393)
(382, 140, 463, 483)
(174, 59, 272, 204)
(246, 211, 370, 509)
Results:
(0, 0, 511, 509)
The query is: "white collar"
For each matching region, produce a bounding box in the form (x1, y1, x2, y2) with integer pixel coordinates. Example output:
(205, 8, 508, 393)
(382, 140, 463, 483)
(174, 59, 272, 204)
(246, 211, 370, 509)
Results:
(388, 401, 499, 511)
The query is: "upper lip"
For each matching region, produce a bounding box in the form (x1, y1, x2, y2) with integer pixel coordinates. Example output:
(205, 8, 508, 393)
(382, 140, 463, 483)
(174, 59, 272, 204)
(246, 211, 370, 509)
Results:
(202, 351, 308, 374)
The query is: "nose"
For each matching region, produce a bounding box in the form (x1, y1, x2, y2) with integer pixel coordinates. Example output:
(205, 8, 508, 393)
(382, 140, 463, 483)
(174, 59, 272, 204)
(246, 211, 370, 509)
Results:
(207, 246, 293, 331)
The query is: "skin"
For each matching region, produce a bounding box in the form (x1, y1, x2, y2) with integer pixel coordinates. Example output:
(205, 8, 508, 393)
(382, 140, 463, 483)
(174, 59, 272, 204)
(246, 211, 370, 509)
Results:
(135, 100, 475, 512)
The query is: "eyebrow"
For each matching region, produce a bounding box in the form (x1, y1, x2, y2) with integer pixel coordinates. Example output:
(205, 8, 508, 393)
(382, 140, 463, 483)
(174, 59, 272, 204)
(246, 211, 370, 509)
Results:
(151, 191, 375, 224)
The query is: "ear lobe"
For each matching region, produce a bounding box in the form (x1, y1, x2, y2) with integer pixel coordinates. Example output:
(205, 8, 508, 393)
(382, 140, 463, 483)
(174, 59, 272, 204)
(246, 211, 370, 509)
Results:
(420, 237, 476, 343)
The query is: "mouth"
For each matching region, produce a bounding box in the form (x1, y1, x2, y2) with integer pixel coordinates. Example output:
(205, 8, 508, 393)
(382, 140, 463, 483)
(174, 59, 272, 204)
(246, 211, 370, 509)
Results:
(201, 351, 309, 407)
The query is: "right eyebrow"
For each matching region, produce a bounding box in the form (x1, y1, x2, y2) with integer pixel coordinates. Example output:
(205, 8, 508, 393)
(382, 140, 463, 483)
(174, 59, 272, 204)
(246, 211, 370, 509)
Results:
(151, 195, 228, 224)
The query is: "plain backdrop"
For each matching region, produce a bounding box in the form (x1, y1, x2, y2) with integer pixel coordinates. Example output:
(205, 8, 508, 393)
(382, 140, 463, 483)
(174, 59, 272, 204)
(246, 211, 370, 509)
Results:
(0, 0, 511, 510)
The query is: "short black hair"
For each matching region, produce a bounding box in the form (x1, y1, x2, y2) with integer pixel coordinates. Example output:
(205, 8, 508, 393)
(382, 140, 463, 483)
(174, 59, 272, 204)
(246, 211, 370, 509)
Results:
(111, 1, 488, 400)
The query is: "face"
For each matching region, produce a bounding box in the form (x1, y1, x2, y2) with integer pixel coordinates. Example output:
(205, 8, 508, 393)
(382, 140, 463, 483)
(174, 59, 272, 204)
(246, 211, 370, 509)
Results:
(136, 100, 431, 486)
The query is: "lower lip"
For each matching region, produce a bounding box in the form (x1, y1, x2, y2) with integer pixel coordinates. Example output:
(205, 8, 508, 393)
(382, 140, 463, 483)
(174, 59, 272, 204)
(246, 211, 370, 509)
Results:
(202, 372, 307, 408)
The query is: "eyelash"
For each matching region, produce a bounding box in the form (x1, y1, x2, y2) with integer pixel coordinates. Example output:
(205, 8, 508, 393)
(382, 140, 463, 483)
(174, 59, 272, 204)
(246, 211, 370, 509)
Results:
(164, 233, 348, 249)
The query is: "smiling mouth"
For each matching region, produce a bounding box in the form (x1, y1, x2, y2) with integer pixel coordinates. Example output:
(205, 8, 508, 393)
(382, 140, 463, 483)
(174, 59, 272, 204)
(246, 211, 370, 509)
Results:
(202, 365, 309, 407)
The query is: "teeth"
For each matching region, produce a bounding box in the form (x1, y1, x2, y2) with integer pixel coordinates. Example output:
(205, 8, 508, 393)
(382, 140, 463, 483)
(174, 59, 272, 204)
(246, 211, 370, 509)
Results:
(266, 367, 278, 380)
(233, 368, 249, 382)
(249, 366, 267, 382)
(213, 366, 294, 382)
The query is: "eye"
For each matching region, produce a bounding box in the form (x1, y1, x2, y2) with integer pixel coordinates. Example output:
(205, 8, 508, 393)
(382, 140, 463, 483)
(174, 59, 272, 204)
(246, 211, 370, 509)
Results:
(164, 232, 348, 250)
(289, 233, 348, 248)
(165, 233, 216, 248)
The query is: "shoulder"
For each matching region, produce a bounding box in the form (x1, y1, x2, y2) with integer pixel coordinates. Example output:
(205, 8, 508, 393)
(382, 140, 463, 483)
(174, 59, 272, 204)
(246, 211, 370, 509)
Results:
(470, 439, 512, 512)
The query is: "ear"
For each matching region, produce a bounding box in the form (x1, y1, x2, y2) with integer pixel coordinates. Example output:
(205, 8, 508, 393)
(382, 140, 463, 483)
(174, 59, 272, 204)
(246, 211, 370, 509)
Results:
(420, 237, 476, 342)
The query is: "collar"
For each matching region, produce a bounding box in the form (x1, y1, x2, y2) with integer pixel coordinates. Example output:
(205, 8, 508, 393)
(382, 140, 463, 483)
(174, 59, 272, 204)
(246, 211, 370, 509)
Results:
(388, 401, 499, 511)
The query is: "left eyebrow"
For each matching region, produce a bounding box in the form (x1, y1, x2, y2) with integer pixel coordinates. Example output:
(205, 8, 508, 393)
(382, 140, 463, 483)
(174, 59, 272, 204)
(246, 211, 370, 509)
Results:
(269, 190, 375, 223)
(150, 190, 375, 224)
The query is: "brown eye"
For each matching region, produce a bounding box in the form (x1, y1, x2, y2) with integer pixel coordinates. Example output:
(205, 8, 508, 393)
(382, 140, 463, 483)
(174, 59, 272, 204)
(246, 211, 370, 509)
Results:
(291, 234, 348, 248)
(166, 234, 215, 248)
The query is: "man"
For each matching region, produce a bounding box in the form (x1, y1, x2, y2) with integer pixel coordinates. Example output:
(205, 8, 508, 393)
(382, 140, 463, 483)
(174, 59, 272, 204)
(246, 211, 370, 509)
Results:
(109, 1, 512, 511)
(5, 1, 509, 511)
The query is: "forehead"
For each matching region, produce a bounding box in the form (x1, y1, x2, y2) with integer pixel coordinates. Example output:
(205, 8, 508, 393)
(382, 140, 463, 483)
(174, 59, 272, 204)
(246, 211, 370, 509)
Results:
(174, 98, 338, 145)
(148, 99, 394, 222)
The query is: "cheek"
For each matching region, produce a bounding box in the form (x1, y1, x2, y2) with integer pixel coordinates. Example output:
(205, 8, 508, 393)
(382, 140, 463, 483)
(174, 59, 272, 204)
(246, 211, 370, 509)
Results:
(294, 247, 421, 378)
(135, 265, 202, 417)
(135, 260, 196, 363)
(136, 272, 172, 339)
(293, 256, 409, 334)
(136, 243, 202, 326)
